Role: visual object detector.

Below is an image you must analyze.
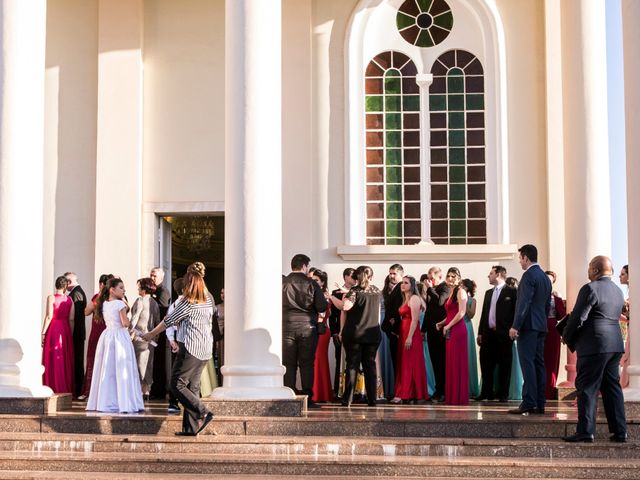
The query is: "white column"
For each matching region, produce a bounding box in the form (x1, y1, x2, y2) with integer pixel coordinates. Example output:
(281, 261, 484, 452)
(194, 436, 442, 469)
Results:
(0, 0, 52, 397)
(416, 74, 433, 244)
(94, 0, 143, 290)
(559, 0, 612, 387)
(212, 0, 293, 400)
(621, 0, 640, 398)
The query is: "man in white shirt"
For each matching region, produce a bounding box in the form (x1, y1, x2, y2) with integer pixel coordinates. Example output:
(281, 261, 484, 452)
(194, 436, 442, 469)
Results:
(477, 265, 518, 402)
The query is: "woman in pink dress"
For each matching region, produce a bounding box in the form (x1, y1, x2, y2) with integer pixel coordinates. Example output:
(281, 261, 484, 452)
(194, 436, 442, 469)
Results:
(312, 269, 333, 402)
(391, 275, 428, 403)
(79, 274, 114, 400)
(436, 267, 469, 405)
(42, 276, 75, 393)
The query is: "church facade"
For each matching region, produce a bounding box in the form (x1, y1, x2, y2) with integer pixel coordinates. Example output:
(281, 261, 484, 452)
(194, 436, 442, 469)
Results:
(0, 0, 638, 401)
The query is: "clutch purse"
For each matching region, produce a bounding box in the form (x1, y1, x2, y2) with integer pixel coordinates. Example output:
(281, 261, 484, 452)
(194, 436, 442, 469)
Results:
(555, 314, 569, 336)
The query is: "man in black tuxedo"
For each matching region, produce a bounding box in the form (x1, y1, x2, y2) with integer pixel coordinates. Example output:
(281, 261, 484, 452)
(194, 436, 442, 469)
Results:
(509, 244, 552, 415)
(150, 267, 172, 401)
(562, 256, 627, 443)
(328, 267, 355, 398)
(381, 263, 404, 385)
(420, 266, 450, 401)
(477, 265, 517, 401)
(64, 272, 87, 398)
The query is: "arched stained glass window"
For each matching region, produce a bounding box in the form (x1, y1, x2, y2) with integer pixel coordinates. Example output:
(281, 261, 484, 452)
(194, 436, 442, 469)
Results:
(429, 49, 486, 244)
(365, 51, 421, 245)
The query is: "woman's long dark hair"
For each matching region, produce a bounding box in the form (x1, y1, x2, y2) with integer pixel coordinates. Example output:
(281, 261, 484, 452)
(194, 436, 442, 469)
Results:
(312, 269, 328, 293)
(96, 278, 123, 321)
(403, 275, 420, 299)
(461, 278, 476, 298)
(447, 267, 462, 304)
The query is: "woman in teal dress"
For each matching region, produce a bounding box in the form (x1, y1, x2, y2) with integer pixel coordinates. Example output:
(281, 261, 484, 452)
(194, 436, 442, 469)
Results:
(505, 277, 523, 400)
(461, 279, 480, 398)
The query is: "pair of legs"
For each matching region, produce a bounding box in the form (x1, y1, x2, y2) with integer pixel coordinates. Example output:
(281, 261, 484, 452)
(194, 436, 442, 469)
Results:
(426, 325, 446, 399)
(575, 352, 626, 437)
(517, 330, 546, 410)
(282, 328, 318, 397)
(171, 342, 211, 434)
(343, 341, 379, 406)
(479, 330, 512, 400)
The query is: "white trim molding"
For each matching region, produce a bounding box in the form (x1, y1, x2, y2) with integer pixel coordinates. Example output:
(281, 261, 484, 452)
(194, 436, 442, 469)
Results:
(337, 243, 518, 261)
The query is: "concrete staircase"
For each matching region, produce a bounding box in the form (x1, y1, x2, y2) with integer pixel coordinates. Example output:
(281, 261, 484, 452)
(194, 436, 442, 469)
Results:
(0, 401, 637, 478)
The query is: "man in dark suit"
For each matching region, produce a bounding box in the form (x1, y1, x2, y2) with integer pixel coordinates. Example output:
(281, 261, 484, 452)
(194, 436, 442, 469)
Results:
(420, 266, 450, 401)
(477, 265, 517, 402)
(509, 244, 552, 414)
(328, 267, 355, 398)
(381, 263, 404, 384)
(562, 256, 627, 443)
(282, 254, 328, 407)
(64, 272, 87, 398)
(150, 267, 172, 401)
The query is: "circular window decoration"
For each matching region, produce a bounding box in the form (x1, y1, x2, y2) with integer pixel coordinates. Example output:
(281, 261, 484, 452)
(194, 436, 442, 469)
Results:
(396, 0, 454, 48)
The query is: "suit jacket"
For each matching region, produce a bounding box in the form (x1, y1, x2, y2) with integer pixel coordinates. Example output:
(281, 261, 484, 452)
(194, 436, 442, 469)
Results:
(421, 282, 450, 333)
(562, 276, 625, 356)
(478, 284, 517, 338)
(328, 288, 344, 336)
(513, 264, 552, 332)
(282, 272, 328, 328)
(381, 283, 403, 336)
(69, 285, 87, 340)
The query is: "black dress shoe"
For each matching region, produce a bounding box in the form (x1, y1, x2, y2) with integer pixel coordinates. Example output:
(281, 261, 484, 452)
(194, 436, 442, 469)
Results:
(474, 396, 494, 401)
(498, 397, 509, 403)
(307, 400, 321, 409)
(610, 433, 628, 443)
(533, 407, 545, 414)
(508, 406, 536, 415)
(563, 433, 594, 443)
(175, 431, 197, 436)
(197, 412, 215, 434)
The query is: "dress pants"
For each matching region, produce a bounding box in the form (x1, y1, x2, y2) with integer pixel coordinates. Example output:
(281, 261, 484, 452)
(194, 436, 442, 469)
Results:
(387, 333, 398, 382)
(332, 336, 342, 396)
(517, 330, 546, 410)
(73, 325, 85, 397)
(343, 341, 379, 405)
(171, 343, 210, 434)
(282, 326, 318, 397)
(426, 325, 446, 398)
(479, 329, 512, 399)
(150, 332, 168, 399)
(575, 352, 626, 436)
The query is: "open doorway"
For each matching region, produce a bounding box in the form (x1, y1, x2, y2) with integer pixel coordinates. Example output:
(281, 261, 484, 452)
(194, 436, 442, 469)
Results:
(159, 214, 224, 304)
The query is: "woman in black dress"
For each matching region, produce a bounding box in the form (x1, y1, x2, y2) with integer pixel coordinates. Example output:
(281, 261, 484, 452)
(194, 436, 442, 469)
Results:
(340, 265, 382, 407)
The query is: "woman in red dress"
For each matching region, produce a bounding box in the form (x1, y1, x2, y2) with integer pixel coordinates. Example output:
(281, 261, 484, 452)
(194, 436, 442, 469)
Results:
(436, 267, 469, 405)
(543, 270, 566, 400)
(42, 276, 75, 393)
(78, 274, 114, 400)
(391, 275, 428, 403)
(312, 269, 333, 402)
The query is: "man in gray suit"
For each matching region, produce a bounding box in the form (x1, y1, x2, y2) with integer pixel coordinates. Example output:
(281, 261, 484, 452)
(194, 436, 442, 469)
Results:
(562, 256, 627, 443)
(508, 244, 552, 415)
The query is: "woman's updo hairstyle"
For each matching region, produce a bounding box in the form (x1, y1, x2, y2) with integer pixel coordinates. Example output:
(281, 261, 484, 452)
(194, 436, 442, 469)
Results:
(187, 261, 206, 278)
(55, 276, 68, 291)
(96, 277, 123, 321)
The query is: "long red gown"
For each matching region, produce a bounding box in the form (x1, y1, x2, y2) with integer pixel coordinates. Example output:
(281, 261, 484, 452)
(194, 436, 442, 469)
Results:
(394, 304, 428, 400)
(313, 307, 333, 402)
(80, 294, 106, 398)
(42, 294, 75, 394)
(444, 297, 469, 405)
(544, 295, 566, 400)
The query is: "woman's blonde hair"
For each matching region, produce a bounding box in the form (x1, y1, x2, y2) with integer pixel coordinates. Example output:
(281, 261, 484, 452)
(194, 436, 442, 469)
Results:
(182, 271, 207, 304)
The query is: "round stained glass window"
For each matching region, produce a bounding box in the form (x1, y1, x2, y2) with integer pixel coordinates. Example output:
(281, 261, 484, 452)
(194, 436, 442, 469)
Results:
(396, 0, 454, 48)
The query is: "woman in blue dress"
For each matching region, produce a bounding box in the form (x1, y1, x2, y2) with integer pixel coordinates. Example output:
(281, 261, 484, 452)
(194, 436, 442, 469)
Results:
(505, 277, 523, 400)
(461, 279, 480, 398)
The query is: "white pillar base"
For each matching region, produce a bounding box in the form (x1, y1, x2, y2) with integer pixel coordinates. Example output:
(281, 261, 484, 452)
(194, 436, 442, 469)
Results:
(211, 365, 295, 400)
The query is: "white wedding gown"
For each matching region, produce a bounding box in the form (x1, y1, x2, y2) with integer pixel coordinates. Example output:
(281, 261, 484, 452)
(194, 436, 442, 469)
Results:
(86, 299, 144, 413)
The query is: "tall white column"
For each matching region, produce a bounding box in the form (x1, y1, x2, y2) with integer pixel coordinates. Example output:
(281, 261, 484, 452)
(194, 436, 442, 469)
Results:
(0, 0, 52, 397)
(212, 0, 293, 400)
(621, 0, 640, 398)
(559, 0, 612, 388)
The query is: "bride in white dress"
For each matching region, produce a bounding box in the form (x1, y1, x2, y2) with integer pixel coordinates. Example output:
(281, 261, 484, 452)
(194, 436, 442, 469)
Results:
(86, 278, 144, 413)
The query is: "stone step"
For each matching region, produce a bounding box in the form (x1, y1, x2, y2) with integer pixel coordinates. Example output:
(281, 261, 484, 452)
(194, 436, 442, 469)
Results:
(0, 474, 555, 480)
(1, 432, 638, 460)
(2, 412, 636, 440)
(0, 450, 637, 478)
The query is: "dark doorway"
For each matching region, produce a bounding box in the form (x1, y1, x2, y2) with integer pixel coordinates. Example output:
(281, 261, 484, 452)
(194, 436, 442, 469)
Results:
(160, 214, 224, 304)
